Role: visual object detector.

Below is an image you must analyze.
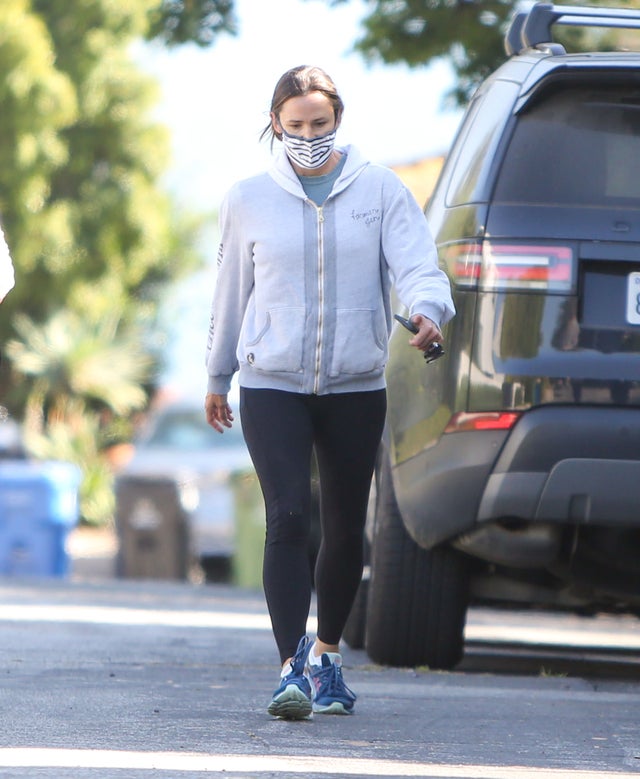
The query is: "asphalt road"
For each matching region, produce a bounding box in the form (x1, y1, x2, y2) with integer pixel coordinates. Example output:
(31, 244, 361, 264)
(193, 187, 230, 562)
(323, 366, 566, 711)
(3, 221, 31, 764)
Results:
(1, 567, 640, 779)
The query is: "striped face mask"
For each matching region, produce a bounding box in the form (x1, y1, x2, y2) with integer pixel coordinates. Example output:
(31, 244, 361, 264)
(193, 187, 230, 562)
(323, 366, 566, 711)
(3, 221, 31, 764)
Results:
(281, 128, 336, 170)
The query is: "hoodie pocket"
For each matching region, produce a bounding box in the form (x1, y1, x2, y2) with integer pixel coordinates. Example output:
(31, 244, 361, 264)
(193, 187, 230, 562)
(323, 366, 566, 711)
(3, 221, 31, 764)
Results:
(241, 308, 305, 373)
(329, 308, 387, 377)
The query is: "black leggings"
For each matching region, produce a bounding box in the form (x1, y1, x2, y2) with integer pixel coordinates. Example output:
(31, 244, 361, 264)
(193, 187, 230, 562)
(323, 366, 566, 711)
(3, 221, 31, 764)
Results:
(240, 387, 387, 663)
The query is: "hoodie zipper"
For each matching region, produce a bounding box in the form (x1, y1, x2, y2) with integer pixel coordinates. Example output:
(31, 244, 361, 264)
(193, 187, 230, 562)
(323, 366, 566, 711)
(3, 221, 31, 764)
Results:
(312, 203, 325, 394)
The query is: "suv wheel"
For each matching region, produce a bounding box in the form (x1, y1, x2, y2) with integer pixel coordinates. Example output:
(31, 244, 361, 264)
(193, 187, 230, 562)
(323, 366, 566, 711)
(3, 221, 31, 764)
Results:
(342, 574, 369, 650)
(342, 468, 377, 650)
(365, 459, 470, 670)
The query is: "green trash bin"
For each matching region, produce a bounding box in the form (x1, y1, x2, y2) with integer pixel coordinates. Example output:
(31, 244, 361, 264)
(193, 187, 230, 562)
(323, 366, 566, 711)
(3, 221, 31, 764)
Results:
(231, 471, 265, 589)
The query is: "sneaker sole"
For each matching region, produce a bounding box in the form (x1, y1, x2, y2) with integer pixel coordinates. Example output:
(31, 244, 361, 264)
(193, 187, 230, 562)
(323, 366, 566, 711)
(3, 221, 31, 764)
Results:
(312, 701, 353, 715)
(267, 685, 312, 720)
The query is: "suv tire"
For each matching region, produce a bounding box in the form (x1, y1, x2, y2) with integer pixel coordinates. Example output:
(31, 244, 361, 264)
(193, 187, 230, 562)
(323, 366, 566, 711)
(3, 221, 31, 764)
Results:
(342, 576, 369, 650)
(342, 471, 377, 650)
(365, 459, 470, 670)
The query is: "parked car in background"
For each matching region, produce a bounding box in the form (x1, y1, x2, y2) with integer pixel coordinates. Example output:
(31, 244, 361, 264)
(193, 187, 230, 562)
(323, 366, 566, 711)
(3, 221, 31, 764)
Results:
(115, 399, 254, 582)
(353, 3, 640, 670)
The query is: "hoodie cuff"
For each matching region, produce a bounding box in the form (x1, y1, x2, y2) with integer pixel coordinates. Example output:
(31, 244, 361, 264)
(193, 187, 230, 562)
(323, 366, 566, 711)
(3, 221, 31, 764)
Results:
(411, 302, 444, 329)
(207, 374, 233, 395)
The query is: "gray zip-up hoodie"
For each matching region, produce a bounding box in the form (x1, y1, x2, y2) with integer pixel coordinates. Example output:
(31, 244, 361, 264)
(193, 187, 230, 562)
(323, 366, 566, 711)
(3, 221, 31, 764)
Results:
(206, 145, 454, 396)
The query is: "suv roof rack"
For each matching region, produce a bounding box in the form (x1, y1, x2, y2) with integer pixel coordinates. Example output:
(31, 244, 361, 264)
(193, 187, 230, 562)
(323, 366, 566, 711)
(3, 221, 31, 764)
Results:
(505, 2, 640, 57)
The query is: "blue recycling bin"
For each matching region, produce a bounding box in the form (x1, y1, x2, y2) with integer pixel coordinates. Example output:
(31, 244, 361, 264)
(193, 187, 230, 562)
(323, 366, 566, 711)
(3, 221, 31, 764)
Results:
(0, 460, 81, 577)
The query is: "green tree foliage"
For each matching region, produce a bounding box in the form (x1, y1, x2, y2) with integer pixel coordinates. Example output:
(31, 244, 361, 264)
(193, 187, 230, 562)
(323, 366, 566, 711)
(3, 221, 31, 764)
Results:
(0, 0, 233, 522)
(0, 0, 78, 314)
(322, 0, 640, 106)
(353, 0, 513, 106)
(7, 0, 188, 327)
(146, 0, 237, 46)
(6, 310, 153, 523)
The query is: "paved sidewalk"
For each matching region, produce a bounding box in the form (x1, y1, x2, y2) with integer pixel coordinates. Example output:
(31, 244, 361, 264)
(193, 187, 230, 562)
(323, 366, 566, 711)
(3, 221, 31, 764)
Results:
(0, 529, 639, 778)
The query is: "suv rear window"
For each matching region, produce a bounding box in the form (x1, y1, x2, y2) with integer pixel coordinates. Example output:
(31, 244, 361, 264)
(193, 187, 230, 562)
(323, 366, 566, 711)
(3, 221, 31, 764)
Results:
(445, 79, 519, 207)
(494, 84, 640, 207)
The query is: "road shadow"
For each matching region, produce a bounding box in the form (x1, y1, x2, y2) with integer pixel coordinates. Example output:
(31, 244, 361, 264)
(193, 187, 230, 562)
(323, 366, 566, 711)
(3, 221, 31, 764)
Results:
(459, 640, 640, 680)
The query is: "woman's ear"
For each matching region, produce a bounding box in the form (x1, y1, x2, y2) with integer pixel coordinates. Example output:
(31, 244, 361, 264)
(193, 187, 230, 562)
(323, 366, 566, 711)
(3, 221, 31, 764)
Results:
(271, 111, 282, 139)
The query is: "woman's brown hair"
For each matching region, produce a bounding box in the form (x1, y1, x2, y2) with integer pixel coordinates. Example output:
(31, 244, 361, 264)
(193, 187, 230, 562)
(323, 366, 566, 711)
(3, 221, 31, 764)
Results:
(261, 65, 344, 144)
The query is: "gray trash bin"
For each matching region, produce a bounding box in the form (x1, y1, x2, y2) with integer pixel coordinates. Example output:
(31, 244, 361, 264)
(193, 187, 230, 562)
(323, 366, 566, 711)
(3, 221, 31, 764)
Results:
(115, 474, 192, 580)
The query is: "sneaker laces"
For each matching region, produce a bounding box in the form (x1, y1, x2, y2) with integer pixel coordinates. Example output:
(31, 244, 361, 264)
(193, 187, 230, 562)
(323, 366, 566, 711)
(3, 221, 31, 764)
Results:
(314, 656, 356, 703)
(285, 635, 312, 679)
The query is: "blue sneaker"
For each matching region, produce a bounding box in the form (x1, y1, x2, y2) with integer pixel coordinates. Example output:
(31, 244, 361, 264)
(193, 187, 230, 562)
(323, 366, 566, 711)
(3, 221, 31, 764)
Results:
(309, 653, 356, 715)
(267, 636, 313, 719)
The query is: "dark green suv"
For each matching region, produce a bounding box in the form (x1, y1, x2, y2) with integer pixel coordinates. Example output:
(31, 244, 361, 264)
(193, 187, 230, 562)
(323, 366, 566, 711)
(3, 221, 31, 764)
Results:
(357, 3, 640, 670)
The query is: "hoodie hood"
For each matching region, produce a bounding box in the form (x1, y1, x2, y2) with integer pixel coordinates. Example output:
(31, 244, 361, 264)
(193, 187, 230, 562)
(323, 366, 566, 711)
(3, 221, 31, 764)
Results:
(268, 144, 369, 200)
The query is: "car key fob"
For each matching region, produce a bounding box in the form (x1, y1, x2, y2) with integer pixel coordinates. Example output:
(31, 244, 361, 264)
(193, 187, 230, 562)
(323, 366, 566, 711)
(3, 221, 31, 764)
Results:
(394, 314, 445, 363)
(424, 342, 445, 363)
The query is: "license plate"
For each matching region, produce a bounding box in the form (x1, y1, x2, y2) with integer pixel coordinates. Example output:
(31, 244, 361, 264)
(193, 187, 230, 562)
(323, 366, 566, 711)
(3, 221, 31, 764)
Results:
(626, 271, 640, 325)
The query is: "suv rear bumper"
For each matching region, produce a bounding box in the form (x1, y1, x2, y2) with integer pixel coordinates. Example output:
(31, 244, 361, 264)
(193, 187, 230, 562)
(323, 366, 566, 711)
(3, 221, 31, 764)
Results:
(480, 457, 640, 526)
(479, 405, 640, 526)
(395, 405, 640, 555)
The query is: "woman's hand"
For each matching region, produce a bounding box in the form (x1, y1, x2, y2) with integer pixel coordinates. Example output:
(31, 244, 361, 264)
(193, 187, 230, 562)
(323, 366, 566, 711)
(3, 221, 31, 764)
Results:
(408, 315, 443, 353)
(205, 392, 234, 433)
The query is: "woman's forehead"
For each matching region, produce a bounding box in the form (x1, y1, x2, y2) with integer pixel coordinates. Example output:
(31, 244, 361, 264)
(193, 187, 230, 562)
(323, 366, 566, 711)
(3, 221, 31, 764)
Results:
(279, 92, 333, 118)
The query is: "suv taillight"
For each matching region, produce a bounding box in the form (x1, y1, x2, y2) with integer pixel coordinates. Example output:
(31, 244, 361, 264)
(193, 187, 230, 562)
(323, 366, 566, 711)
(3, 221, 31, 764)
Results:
(444, 412, 521, 433)
(443, 240, 574, 292)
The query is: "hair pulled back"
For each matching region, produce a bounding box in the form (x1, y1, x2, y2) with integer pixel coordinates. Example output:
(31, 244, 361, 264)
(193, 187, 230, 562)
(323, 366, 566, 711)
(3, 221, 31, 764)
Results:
(261, 65, 344, 144)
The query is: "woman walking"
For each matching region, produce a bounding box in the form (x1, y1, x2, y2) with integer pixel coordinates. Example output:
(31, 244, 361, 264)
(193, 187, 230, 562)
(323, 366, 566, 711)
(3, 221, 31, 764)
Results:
(205, 65, 454, 719)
